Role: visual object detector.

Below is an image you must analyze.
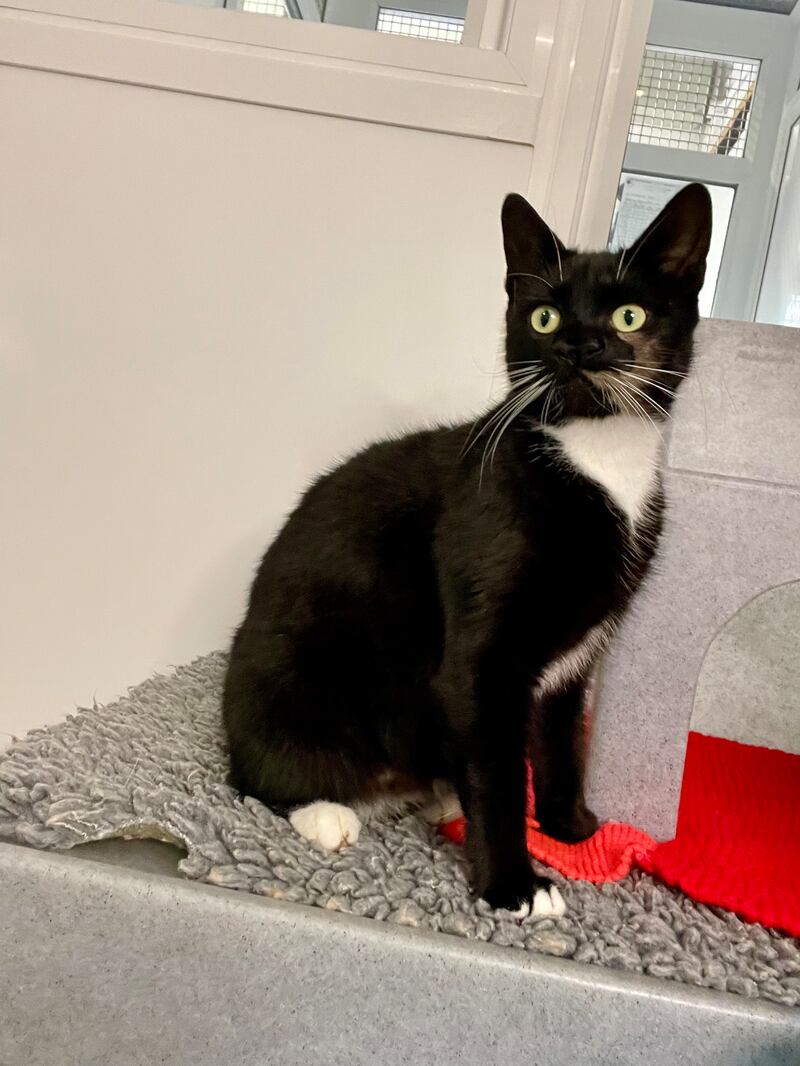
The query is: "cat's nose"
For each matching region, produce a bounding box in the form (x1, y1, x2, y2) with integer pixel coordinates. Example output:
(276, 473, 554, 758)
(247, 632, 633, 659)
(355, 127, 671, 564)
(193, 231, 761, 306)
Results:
(554, 335, 606, 368)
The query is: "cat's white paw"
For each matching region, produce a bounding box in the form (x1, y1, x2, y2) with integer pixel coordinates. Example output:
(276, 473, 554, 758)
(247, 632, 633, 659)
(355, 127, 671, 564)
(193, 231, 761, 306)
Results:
(289, 801, 361, 852)
(532, 885, 566, 918)
(505, 900, 532, 920)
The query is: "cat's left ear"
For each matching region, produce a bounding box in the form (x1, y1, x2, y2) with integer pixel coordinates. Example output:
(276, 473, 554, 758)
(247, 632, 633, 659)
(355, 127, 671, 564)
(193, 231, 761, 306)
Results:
(501, 193, 566, 295)
(626, 182, 712, 293)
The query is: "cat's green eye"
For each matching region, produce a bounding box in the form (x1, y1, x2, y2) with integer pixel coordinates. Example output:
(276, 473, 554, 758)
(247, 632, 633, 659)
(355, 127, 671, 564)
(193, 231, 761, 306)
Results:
(530, 305, 561, 335)
(612, 304, 647, 333)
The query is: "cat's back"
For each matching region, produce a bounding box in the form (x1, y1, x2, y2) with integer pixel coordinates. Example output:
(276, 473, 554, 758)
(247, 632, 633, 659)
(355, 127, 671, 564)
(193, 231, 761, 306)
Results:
(310, 424, 453, 517)
(293, 423, 458, 534)
(245, 423, 462, 611)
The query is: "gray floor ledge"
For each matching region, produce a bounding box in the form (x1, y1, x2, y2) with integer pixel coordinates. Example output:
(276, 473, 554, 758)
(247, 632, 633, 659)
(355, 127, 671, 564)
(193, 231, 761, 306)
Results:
(1, 842, 798, 1066)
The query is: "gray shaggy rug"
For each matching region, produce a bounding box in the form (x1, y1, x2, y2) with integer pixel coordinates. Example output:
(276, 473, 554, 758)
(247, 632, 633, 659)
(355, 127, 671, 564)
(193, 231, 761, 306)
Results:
(1, 653, 798, 1009)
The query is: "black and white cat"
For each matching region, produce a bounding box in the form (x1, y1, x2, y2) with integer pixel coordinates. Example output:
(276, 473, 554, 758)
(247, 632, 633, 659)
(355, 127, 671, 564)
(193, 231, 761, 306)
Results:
(223, 184, 711, 918)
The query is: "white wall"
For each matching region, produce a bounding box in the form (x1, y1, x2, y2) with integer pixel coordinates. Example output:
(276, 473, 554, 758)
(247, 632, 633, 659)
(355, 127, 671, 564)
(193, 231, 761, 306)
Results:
(0, 64, 529, 742)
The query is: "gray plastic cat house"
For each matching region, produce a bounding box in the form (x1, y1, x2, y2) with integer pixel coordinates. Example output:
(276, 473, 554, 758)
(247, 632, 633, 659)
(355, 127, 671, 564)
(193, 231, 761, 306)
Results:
(587, 318, 800, 838)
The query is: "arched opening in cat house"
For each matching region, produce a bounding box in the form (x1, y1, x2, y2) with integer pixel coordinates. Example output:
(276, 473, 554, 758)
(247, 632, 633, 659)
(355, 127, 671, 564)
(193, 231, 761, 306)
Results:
(690, 581, 800, 755)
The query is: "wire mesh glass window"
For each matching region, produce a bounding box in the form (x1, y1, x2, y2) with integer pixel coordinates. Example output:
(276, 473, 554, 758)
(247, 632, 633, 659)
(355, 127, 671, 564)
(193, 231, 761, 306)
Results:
(628, 47, 760, 158)
(376, 7, 465, 43)
(241, 0, 287, 15)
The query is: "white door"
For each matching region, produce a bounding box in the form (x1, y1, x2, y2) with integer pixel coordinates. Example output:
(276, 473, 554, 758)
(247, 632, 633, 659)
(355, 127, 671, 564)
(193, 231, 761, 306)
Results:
(756, 91, 800, 325)
(611, 0, 798, 322)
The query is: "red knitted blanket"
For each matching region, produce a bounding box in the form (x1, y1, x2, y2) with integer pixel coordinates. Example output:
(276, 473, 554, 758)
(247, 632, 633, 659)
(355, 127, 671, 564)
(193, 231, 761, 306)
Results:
(439, 732, 800, 938)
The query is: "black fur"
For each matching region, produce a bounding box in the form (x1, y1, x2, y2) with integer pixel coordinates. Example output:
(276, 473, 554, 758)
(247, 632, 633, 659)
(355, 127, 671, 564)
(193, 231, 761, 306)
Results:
(223, 184, 712, 912)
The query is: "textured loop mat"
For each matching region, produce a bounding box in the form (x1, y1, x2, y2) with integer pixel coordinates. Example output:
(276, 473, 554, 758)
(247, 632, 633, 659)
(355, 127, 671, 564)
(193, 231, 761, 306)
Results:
(440, 807, 657, 884)
(1, 654, 798, 1008)
(441, 734, 800, 940)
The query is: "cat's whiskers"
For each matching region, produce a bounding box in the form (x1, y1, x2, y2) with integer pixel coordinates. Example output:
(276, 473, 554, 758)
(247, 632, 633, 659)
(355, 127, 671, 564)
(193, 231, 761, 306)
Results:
(615, 248, 626, 282)
(462, 374, 540, 455)
(480, 363, 542, 381)
(508, 366, 544, 382)
(616, 386, 655, 430)
(482, 375, 550, 457)
(477, 364, 517, 379)
(615, 381, 667, 426)
(615, 372, 671, 422)
(603, 374, 659, 432)
(481, 395, 540, 481)
(617, 368, 677, 401)
(506, 272, 554, 290)
(540, 380, 557, 427)
(596, 379, 619, 417)
(546, 226, 564, 283)
(605, 377, 637, 419)
(478, 376, 551, 486)
(620, 376, 672, 422)
(587, 372, 633, 420)
(626, 364, 687, 379)
(462, 367, 547, 459)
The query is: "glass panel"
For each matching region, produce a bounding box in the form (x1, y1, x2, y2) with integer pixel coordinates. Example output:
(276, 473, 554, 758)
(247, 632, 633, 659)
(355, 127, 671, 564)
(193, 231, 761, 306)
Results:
(240, 0, 287, 13)
(756, 119, 800, 327)
(376, 7, 464, 42)
(609, 173, 735, 318)
(628, 46, 760, 158)
(168, 0, 471, 41)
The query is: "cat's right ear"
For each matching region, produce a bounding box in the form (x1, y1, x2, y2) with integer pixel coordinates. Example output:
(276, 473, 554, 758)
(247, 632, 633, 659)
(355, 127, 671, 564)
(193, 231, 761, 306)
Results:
(624, 183, 712, 293)
(501, 193, 565, 296)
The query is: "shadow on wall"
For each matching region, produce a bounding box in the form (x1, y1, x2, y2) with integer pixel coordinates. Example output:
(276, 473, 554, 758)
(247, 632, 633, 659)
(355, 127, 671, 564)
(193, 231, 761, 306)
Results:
(690, 581, 800, 755)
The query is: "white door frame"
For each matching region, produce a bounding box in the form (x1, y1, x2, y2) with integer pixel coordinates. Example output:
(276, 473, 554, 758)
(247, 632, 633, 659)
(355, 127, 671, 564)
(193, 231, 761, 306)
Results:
(621, 0, 798, 321)
(755, 84, 800, 322)
(0, 0, 651, 246)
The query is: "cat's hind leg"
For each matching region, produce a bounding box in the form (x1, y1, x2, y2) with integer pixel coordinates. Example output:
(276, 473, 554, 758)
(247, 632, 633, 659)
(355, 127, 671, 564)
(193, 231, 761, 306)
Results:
(290, 770, 458, 851)
(529, 677, 599, 844)
(420, 779, 463, 824)
(287, 768, 431, 852)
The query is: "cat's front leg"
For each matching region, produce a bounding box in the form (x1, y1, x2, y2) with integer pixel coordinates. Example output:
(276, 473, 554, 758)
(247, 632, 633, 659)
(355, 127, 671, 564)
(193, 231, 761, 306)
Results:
(435, 610, 565, 917)
(529, 678, 599, 843)
(457, 725, 565, 919)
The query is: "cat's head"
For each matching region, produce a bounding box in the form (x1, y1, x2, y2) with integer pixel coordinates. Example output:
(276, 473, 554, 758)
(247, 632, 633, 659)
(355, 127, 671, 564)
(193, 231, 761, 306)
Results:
(500, 184, 712, 424)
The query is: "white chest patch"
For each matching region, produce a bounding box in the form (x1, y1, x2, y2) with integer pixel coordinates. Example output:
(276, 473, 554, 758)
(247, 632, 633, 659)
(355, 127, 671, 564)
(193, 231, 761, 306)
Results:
(545, 415, 662, 527)
(534, 622, 612, 698)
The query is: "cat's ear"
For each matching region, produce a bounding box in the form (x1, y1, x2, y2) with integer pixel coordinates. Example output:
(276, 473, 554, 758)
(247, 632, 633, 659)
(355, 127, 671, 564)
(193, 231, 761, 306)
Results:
(625, 183, 712, 292)
(501, 193, 566, 293)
